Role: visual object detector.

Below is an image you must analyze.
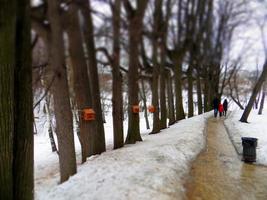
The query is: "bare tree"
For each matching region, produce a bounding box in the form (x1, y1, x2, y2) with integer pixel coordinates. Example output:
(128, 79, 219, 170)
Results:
(240, 14, 267, 122)
(124, 0, 149, 144)
(111, 0, 124, 149)
(80, 0, 106, 153)
(47, 0, 77, 182)
(159, 0, 172, 128)
(166, 69, 176, 125)
(240, 61, 267, 122)
(150, 0, 162, 134)
(66, 3, 96, 162)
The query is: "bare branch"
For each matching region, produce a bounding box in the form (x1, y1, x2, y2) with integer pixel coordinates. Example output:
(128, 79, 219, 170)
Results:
(33, 75, 56, 109)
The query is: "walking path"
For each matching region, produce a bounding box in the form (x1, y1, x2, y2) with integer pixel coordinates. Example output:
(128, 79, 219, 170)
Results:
(185, 118, 267, 200)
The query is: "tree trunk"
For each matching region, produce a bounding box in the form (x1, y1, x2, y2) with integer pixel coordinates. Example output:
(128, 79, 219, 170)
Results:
(203, 67, 213, 112)
(66, 3, 96, 162)
(254, 93, 260, 109)
(196, 67, 203, 114)
(112, 0, 124, 149)
(151, 55, 161, 133)
(187, 65, 194, 118)
(258, 83, 266, 115)
(44, 95, 57, 152)
(125, 19, 142, 143)
(47, 0, 77, 183)
(0, 65, 14, 199)
(13, 0, 34, 199)
(125, 0, 149, 144)
(0, 2, 15, 198)
(81, 1, 106, 153)
(48, 124, 57, 152)
(203, 73, 209, 112)
(140, 79, 150, 130)
(166, 70, 176, 125)
(159, 31, 167, 128)
(174, 57, 185, 120)
(150, 0, 161, 134)
(240, 61, 267, 123)
(230, 94, 245, 110)
(160, 63, 167, 129)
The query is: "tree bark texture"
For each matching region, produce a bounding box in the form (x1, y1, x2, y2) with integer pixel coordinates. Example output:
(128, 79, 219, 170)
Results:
(112, 0, 124, 149)
(166, 70, 176, 125)
(13, 1, 34, 198)
(159, 41, 167, 129)
(203, 76, 209, 112)
(0, 65, 14, 200)
(125, 0, 149, 144)
(1, 1, 34, 198)
(125, 18, 142, 143)
(151, 53, 161, 134)
(174, 57, 185, 120)
(150, 0, 161, 134)
(159, 0, 170, 128)
(187, 65, 194, 118)
(81, 0, 106, 153)
(203, 67, 212, 112)
(47, 0, 77, 183)
(66, 4, 96, 162)
(196, 67, 203, 114)
(0, 0, 16, 200)
(0, 2, 15, 198)
(160, 63, 167, 128)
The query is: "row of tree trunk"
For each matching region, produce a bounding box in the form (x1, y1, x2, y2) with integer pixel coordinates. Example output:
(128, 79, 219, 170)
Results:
(2, 1, 265, 199)
(31, 0, 109, 183)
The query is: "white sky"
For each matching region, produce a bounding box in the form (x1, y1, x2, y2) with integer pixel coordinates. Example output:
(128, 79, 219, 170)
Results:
(31, 0, 267, 71)
(230, 0, 267, 71)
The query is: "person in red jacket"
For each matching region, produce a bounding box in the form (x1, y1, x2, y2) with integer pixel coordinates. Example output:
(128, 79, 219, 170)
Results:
(218, 102, 224, 117)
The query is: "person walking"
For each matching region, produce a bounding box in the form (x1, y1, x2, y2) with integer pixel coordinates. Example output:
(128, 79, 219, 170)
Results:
(219, 102, 224, 117)
(213, 96, 220, 117)
(223, 99, 228, 116)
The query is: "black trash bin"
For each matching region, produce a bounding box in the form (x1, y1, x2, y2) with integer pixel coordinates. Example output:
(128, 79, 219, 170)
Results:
(241, 137, 257, 162)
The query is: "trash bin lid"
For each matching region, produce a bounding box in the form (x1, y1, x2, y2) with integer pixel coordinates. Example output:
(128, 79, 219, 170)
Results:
(241, 137, 258, 142)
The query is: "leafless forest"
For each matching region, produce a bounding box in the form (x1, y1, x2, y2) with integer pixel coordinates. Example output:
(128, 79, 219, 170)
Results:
(1, 0, 267, 199)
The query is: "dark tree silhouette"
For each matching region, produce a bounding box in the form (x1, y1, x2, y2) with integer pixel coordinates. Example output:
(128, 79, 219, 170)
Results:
(240, 61, 267, 122)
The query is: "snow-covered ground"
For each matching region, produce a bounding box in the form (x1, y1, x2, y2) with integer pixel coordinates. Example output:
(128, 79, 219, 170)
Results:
(34, 113, 152, 197)
(224, 107, 267, 166)
(35, 112, 212, 200)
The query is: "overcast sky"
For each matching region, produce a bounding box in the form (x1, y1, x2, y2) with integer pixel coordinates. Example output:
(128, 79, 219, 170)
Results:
(229, 0, 267, 71)
(31, 0, 267, 71)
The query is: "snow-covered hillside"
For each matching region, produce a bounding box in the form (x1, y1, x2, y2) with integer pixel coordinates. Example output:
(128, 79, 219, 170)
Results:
(35, 112, 212, 200)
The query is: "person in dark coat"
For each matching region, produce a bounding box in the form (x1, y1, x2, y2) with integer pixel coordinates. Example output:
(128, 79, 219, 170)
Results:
(223, 99, 228, 116)
(213, 96, 220, 117)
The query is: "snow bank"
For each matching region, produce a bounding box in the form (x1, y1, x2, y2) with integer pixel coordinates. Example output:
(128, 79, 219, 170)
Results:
(36, 113, 211, 200)
(224, 108, 267, 166)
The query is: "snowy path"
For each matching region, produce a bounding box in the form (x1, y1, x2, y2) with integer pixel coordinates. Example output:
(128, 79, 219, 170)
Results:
(185, 118, 267, 200)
